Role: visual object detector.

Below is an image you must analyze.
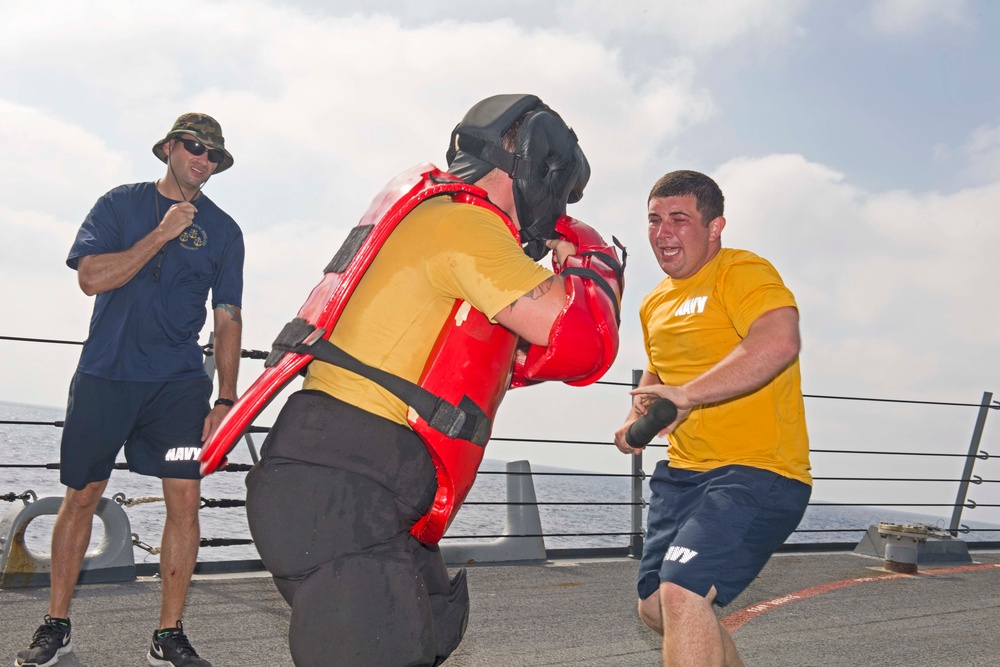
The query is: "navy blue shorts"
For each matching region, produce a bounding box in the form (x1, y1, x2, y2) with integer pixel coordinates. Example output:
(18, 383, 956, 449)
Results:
(59, 371, 212, 489)
(638, 463, 811, 606)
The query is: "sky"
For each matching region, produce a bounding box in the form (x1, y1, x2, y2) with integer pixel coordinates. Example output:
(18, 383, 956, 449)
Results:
(1, 0, 998, 527)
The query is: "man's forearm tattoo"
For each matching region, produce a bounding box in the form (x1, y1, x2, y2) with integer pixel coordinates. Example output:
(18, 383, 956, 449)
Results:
(507, 276, 556, 312)
(220, 304, 242, 324)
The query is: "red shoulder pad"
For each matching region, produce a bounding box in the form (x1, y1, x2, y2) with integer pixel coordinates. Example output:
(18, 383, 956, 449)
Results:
(199, 164, 489, 476)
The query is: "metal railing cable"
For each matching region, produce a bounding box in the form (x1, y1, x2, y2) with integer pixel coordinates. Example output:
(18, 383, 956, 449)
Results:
(0, 335, 268, 360)
(0, 335, 83, 346)
(4, 480, 996, 510)
(2, 442, 997, 517)
(3, 332, 997, 548)
(3, 334, 997, 407)
(802, 393, 1000, 409)
(0, 420, 993, 461)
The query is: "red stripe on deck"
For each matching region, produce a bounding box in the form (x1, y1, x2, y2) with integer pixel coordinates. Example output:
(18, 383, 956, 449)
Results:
(721, 563, 1000, 632)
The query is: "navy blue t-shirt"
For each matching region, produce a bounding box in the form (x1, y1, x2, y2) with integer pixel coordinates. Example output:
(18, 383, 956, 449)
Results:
(67, 182, 244, 382)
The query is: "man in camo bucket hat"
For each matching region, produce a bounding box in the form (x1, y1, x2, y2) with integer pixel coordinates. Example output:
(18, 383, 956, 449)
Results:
(14, 113, 244, 667)
(153, 112, 234, 173)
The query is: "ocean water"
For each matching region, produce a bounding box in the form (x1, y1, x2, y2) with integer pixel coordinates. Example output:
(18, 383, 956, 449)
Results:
(2, 401, 996, 565)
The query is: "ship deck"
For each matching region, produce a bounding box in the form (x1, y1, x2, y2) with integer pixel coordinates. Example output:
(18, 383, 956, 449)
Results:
(3, 549, 999, 666)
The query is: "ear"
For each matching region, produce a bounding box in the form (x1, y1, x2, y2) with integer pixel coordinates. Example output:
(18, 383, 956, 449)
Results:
(709, 216, 726, 241)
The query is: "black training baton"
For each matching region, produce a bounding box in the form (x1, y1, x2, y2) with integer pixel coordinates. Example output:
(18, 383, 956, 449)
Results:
(625, 398, 678, 448)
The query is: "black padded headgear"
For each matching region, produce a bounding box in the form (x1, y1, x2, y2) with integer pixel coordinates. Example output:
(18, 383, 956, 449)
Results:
(446, 94, 590, 260)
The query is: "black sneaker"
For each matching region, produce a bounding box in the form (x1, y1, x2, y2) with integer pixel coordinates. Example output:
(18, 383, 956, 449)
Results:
(15, 615, 72, 667)
(147, 620, 212, 667)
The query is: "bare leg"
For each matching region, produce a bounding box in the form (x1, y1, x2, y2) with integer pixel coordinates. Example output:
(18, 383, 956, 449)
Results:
(158, 478, 201, 628)
(638, 589, 664, 635)
(48, 480, 109, 618)
(719, 622, 744, 667)
(639, 583, 745, 667)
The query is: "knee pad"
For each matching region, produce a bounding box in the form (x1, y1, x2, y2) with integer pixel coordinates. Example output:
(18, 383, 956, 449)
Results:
(430, 568, 470, 665)
(288, 553, 436, 667)
(411, 541, 471, 663)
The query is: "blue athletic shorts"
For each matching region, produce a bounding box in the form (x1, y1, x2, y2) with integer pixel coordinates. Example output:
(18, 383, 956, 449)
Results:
(638, 462, 811, 606)
(59, 371, 212, 489)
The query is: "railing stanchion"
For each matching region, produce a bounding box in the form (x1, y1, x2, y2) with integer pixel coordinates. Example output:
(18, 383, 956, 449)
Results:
(243, 433, 259, 465)
(629, 369, 644, 559)
(948, 390, 992, 536)
(204, 331, 216, 379)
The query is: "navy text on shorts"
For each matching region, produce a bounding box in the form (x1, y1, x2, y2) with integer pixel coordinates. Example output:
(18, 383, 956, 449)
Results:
(638, 462, 811, 606)
(60, 371, 212, 489)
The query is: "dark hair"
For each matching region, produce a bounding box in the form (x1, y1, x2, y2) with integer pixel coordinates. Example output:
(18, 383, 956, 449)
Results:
(648, 170, 724, 225)
(501, 113, 528, 152)
(454, 113, 527, 178)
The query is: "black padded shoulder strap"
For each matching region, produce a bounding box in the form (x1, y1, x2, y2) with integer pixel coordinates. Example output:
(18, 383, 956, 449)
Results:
(266, 318, 490, 446)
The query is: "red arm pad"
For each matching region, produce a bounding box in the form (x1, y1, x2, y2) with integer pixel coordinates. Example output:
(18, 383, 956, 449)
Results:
(511, 216, 625, 388)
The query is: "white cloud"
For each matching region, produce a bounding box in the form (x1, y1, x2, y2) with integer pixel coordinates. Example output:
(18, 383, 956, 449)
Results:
(240, 217, 357, 348)
(555, 0, 807, 52)
(0, 203, 94, 407)
(960, 123, 1000, 183)
(870, 0, 968, 35)
(0, 0, 713, 411)
(0, 206, 78, 275)
(0, 1, 713, 215)
(706, 150, 1000, 398)
(716, 153, 867, 274)
(816, 336, 940, 389)
(0, 100, 131, 216)
(862, 182, 1000, 344)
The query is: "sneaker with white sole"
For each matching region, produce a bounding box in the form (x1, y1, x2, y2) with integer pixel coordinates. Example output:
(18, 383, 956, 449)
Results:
(15, 615, 72, 667)
(147, 620, 212, 667)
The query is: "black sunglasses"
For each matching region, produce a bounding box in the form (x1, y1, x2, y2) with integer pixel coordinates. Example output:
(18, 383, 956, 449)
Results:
(175, 137, 225, 164)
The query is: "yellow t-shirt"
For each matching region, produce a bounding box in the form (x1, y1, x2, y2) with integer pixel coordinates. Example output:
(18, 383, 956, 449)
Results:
(303, 196, 553, 426)
(640, 248, 811, 485)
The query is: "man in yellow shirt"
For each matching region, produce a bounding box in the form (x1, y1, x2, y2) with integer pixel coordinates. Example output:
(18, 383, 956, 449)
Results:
(245, 95, 623, 666)
(615, 170, 811, 667)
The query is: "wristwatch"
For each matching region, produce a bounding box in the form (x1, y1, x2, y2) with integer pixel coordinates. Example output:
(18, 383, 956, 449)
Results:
(214, 398, 235, 407)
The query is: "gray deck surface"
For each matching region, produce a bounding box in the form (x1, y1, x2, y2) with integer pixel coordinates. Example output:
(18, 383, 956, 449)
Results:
(3, 550, 998, 666)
